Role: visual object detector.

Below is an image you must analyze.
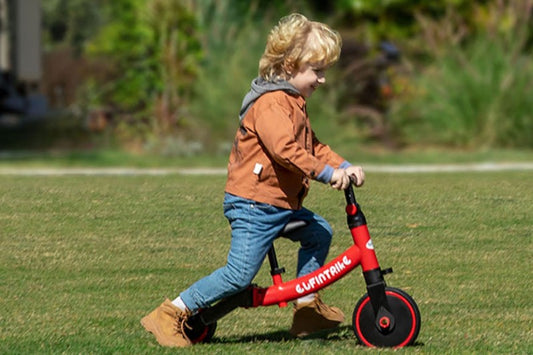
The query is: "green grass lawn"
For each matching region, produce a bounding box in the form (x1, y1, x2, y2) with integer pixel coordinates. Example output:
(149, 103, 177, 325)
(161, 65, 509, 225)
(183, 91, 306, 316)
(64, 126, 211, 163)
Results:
(1, 147, 532, 168)
(1, 172, 531, 353)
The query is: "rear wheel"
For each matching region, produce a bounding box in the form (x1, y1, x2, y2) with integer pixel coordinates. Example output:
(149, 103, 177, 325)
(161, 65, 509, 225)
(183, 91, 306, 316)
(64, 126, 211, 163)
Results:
(185, 320, 217, 344)
(352, 287, 420, 348)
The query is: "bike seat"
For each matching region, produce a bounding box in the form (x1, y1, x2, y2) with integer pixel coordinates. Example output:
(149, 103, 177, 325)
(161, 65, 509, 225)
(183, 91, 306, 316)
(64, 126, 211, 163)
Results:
(278, 220, 308, 237)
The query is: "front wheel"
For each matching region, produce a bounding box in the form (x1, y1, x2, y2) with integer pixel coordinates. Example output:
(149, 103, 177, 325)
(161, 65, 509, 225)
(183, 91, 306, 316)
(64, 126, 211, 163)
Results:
(352, 287, 420, 348)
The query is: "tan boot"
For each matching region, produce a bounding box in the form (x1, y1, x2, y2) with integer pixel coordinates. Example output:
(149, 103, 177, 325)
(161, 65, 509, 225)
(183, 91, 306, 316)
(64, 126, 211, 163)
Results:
(141, 298, 192, 347)
(289, 295, 345, 337)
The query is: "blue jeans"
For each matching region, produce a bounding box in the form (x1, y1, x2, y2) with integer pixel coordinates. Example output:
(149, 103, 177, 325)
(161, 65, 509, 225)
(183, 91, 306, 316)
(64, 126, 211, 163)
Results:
(180, 193, 333, 311)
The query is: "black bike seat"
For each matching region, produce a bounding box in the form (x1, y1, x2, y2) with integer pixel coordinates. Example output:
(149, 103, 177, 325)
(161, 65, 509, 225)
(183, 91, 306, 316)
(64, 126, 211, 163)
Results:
(278, 220, 309, 236)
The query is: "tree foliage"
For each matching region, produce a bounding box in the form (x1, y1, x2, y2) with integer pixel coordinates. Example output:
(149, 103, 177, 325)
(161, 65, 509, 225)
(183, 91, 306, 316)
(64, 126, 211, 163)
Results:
(42, 0, 105, 53)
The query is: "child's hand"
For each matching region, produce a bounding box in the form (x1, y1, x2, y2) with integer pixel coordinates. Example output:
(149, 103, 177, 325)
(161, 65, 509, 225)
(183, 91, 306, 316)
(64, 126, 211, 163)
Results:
(330, 169, 350, 190)
(345, 166, 365, 187)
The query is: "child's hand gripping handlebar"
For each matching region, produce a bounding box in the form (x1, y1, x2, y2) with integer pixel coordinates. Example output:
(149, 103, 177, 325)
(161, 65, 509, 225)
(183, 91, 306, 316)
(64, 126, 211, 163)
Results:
(331, 166, 365, 191)
(346, 165, 365, 188)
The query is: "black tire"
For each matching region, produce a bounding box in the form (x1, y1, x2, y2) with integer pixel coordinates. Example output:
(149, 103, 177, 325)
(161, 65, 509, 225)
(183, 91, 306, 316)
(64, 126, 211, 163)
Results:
(352, 287, 421, 348)
(185, 321, 217, 344)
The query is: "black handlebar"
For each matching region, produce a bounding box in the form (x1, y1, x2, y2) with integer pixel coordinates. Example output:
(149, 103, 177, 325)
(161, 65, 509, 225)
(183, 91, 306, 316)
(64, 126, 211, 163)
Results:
(344, 182, 357, 206)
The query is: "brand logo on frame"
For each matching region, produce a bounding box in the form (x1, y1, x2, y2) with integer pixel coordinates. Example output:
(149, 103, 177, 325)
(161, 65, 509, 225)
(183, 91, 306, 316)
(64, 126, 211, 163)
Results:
(295, 256, 352, 294)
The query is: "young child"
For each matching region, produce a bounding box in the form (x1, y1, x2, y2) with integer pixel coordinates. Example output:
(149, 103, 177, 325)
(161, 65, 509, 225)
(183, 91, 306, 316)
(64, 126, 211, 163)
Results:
(141, 13, 365, 347)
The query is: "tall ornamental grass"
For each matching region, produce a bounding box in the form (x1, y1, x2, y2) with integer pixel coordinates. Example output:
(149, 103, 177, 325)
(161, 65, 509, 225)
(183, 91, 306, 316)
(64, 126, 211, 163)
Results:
(390, 1, 533, 148)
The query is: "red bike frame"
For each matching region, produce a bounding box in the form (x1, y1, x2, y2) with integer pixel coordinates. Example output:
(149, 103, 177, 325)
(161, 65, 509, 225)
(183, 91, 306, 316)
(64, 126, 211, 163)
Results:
(253, 222, 379, 307)
(186, 183, 420, 348)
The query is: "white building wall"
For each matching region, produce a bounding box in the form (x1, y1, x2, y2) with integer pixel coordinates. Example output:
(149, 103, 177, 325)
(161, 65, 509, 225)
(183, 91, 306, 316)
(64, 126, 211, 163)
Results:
(13, 0, 42, 82)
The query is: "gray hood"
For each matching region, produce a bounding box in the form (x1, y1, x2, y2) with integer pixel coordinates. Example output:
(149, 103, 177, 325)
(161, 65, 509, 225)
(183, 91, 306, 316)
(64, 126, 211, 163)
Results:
(239, 77, 300, 121)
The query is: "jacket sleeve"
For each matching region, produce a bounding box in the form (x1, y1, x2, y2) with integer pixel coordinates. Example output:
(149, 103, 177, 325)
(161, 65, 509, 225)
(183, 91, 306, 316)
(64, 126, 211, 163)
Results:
(253, 100, 332, 182)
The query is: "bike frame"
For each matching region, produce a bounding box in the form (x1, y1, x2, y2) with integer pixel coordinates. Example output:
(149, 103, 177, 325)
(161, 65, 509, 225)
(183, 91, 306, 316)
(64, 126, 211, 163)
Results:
(189, 184, 393, 329)
(253, 184, 384, 307)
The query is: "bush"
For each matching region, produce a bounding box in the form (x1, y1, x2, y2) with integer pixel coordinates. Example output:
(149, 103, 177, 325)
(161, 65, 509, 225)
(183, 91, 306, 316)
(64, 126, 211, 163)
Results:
(82, 0, 202, 151)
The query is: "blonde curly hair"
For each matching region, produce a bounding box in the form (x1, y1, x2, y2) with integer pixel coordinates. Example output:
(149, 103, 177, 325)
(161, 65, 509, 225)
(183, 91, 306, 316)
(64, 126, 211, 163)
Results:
(259, 13, 342, 81)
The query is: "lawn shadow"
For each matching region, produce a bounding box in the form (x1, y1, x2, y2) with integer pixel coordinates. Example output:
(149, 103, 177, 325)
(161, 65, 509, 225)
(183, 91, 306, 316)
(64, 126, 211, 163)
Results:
(210, 325, 355, 344)
(209, 325, 425, 348)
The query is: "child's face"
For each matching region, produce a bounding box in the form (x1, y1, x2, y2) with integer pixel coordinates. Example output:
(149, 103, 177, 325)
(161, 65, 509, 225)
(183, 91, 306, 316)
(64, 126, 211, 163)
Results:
(287, 63, 326, 98)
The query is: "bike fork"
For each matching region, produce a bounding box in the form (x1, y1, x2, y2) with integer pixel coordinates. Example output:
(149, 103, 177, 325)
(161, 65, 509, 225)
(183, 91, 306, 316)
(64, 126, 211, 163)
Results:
(345, 185, 396, 333)
(364, 267, 396, 333)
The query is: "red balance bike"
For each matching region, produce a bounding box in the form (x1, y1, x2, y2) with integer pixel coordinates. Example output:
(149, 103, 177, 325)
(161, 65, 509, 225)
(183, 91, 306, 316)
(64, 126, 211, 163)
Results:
(185, 181, 421, 348)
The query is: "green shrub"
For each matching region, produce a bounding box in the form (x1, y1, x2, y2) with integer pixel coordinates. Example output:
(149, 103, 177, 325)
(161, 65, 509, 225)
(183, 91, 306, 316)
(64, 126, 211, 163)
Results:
(83, 0, 202, 150)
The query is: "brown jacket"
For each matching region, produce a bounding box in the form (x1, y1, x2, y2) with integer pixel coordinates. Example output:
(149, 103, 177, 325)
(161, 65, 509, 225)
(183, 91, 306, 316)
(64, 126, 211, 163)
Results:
(225, 90, 346, 210)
